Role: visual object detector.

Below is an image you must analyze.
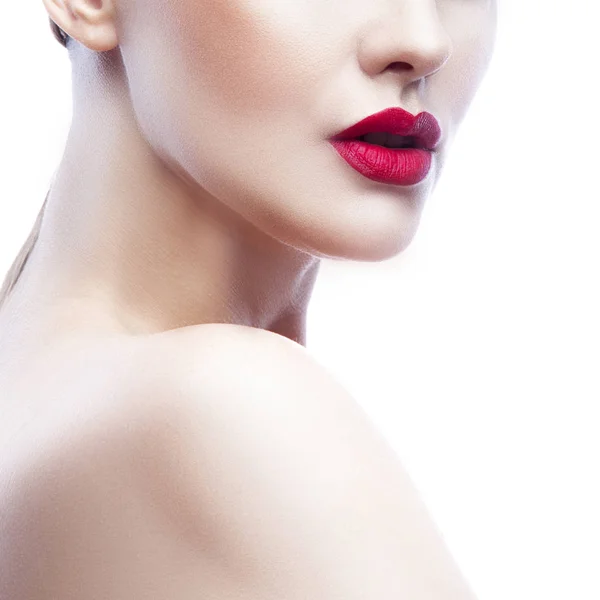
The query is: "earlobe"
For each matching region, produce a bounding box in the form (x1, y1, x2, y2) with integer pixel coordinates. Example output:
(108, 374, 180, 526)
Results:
(41, 0, 119, 52)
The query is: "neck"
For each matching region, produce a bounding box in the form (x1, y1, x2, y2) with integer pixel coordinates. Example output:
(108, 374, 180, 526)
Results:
(4, 47, 320, 348)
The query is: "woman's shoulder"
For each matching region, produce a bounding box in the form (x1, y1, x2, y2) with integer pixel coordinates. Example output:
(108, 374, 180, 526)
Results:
(0, 322, 335, 454)
(0, 322, 352, 503)
(0, 324, 357, 595)
(126, 323, 358, 450)
(137, 322, 348, 405)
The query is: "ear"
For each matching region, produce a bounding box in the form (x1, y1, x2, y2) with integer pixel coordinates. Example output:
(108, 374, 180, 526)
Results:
(41, 0, 118, 52)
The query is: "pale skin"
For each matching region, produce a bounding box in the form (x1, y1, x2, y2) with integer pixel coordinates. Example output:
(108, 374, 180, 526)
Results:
(0, 0, 497, 598)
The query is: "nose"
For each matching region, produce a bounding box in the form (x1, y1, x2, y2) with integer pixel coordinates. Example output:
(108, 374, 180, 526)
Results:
(358, 1, 452, 84)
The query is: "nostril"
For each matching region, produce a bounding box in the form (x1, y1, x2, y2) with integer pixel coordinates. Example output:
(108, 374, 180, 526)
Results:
(387, 61, 414, 73)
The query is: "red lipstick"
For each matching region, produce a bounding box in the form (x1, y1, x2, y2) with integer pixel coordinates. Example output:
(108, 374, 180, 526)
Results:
(329, 107, 442, 186)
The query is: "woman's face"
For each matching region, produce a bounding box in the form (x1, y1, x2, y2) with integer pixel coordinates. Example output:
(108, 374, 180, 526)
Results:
(118, 0, 497, 261)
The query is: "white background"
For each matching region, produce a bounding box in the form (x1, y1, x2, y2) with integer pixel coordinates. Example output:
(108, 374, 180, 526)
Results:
(1, 2, 599, 600)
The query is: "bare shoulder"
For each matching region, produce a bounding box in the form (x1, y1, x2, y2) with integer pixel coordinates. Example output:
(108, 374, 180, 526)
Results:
(169, 323, 354, 398)
(0, 325, 478, 599)
(0, 323, 350, 497)
(0, 323, 355, 519)
(0, 324, 356, 599)
(154, 322, 347, 387)
(128, 324, 478, 600)
(133, 322, 360, 424)
(136, 324, 478, 600)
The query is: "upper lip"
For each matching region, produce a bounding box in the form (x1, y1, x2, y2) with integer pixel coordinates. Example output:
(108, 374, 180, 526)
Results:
(330, 106, 442, 151)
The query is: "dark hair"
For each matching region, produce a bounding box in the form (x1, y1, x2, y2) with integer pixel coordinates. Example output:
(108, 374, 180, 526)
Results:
(49, 18, 70, 48)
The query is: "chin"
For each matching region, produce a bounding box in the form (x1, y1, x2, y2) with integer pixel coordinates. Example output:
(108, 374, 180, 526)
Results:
(278, 202, 424, 263)
(322, 226, 420, 262)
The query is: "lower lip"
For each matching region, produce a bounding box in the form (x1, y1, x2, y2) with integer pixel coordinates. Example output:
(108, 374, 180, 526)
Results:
(329, 139, 433, 186)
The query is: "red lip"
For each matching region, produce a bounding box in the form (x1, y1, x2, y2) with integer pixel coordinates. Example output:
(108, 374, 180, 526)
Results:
(328, 107, 442, 186)
(330, 106, 442, 150)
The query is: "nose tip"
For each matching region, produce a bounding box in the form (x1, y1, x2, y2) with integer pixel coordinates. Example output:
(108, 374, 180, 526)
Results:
(391, 38, 452, 79)
(358, 11, 453, 83)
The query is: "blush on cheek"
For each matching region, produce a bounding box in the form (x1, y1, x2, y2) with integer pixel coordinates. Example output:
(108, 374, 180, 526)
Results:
(170, 0, 328, 114)
(168, 0, 288, 109)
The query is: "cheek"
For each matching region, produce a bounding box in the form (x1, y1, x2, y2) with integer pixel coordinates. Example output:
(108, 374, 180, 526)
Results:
(120, 0, 346, 188)
(119, 1, 342, 232)
(158, 0, 329, 112)
(121, 0, 303, 119)
(169, 0, 277, 108)
(121, 0, 343, 168)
